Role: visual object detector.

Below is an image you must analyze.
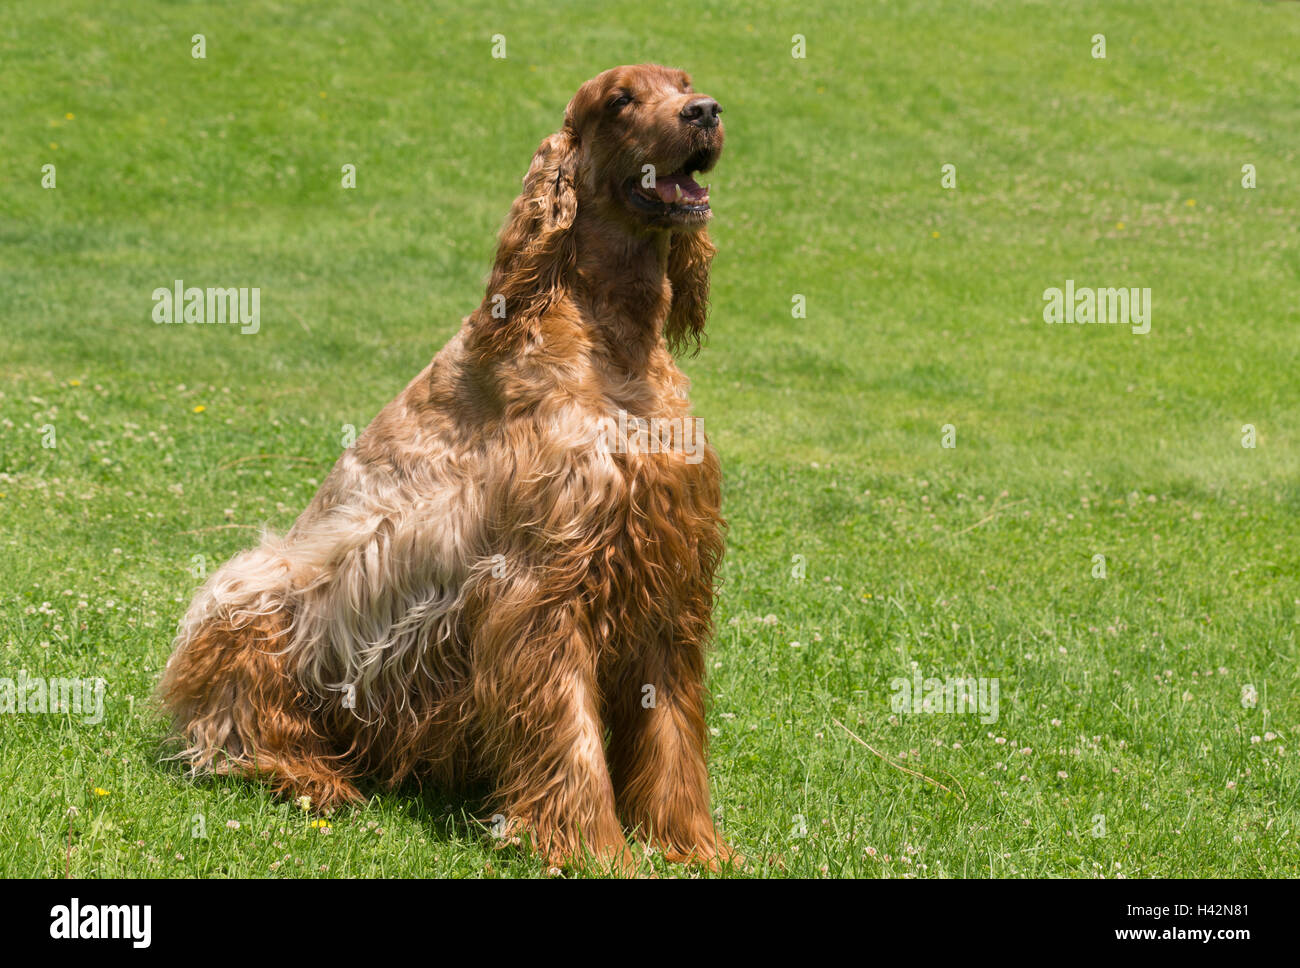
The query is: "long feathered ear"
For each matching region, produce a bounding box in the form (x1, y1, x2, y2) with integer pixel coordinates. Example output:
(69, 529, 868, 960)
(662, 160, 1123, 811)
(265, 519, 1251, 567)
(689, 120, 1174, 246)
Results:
(473, 127, 579, 348)
(664, 228, 715, 355)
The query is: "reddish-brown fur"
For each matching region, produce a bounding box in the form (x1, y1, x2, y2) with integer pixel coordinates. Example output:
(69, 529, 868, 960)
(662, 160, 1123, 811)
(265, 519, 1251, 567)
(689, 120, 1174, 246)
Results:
(159, 65, 732, 873)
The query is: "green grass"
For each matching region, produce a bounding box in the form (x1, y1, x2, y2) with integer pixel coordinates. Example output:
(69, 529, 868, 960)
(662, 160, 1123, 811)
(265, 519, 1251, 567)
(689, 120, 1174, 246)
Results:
(2, 0, 1298, 877)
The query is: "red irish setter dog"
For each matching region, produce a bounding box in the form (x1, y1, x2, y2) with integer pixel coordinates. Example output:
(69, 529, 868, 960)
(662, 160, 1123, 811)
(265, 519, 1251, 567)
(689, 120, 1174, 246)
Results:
(159, 64, 732, 872)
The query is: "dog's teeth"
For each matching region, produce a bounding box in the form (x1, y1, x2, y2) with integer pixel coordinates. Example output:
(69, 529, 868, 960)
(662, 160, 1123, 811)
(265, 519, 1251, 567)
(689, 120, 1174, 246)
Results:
(674, 184, 683, 201)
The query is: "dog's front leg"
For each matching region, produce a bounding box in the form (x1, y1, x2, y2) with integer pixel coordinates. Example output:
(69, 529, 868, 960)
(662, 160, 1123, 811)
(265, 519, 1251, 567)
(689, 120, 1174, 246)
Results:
(608, 632, 735, 869)
(469, 591, 633, 874)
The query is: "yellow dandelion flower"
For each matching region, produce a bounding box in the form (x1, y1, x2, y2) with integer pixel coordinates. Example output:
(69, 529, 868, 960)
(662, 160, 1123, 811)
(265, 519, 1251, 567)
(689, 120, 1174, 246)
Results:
(1185, 199, 1196, 207)
(192, 404, 206, 413)
(93, 787, 109, 797)
(319, 91, 327, 99)
(65, 112, 75, 120)
(931, 231, 940, 239)
(1115, 222, 1125, 230)
(69, 379, 81, 386)
(50, 143, 58, 150)
(310, 819, 331, 829)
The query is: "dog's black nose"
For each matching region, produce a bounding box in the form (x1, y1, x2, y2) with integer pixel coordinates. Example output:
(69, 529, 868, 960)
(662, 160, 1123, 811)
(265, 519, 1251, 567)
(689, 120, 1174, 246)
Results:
(680, 97, 721, 128)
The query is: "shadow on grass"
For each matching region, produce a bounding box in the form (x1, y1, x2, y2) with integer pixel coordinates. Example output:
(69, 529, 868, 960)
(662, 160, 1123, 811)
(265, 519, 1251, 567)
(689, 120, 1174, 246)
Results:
(147, 728, 559, 875)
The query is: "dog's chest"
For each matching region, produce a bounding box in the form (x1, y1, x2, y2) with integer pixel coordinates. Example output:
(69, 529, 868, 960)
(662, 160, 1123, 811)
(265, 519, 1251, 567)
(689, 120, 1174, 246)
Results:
(589, 425, 723, 627)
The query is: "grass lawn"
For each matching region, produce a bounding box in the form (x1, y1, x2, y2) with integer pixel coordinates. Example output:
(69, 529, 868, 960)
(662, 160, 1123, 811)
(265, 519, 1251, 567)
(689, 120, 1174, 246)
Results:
(2, 0, 1298, 878)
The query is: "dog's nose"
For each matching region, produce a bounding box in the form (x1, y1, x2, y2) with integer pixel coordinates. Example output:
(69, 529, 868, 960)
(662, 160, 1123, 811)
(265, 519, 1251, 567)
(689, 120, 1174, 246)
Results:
(680, 97, 721, 128)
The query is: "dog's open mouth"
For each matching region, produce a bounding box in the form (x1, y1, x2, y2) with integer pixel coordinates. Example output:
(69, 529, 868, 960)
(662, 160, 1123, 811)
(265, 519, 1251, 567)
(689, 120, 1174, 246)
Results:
(626, 148, 718, 219)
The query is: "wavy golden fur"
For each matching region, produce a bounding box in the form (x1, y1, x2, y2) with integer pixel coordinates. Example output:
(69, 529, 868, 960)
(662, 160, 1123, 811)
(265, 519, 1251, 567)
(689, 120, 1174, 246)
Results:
(158, 64, 733, 872)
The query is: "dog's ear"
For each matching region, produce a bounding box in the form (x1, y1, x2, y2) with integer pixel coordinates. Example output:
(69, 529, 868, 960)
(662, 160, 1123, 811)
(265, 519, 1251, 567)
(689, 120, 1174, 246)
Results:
(474, 126, 579, 347)
(664, 227, 714, 355)
(519, 127, 580, 239)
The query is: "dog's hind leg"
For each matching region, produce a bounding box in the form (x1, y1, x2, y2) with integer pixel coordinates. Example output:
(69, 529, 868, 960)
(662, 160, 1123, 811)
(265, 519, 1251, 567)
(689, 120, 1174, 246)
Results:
(158, 610, 363, 812)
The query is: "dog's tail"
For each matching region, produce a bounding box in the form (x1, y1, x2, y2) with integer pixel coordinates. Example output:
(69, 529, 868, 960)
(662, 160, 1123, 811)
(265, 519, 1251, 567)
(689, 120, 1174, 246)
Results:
(157, 534, 362, 809)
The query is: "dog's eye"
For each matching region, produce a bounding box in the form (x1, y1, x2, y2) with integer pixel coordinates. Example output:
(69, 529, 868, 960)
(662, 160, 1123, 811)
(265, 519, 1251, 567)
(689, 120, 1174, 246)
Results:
(608, 93, 633, 110)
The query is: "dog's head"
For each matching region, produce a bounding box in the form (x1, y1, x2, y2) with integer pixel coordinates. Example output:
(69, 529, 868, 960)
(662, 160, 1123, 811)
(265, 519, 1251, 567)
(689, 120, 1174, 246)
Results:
(565, 63, 724, 232)
(482, 65, 724, 354)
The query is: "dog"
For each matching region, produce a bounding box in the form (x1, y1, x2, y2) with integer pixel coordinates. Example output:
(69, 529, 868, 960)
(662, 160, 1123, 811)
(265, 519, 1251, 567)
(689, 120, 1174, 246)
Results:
(160, 64, 732, 872)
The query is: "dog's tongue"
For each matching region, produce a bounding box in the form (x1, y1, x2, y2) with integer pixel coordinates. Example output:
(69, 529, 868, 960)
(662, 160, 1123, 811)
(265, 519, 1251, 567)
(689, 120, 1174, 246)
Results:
(655, 173, 708, 204)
